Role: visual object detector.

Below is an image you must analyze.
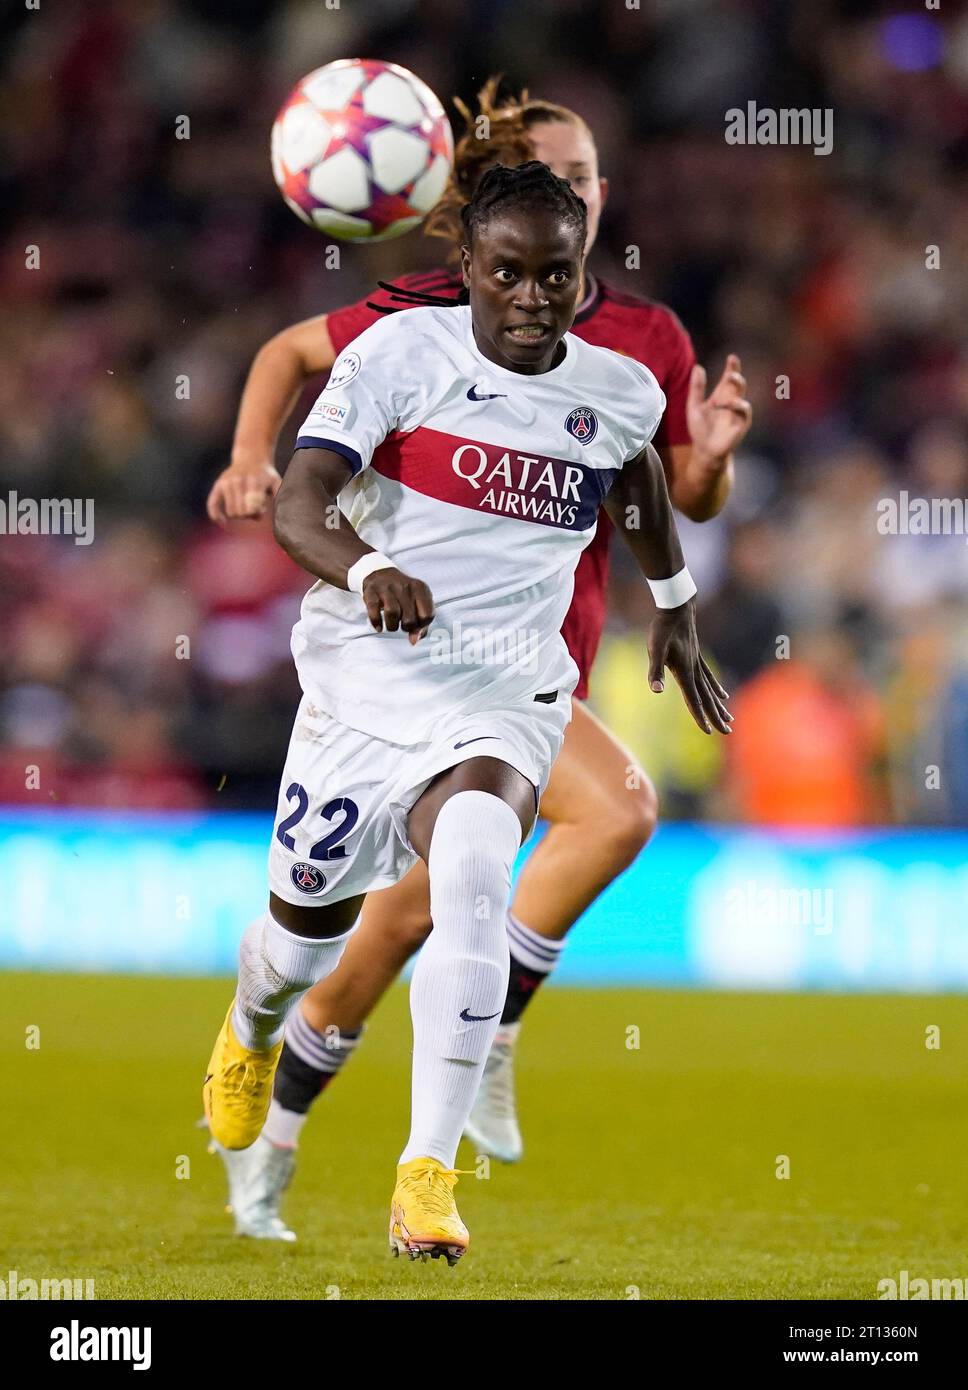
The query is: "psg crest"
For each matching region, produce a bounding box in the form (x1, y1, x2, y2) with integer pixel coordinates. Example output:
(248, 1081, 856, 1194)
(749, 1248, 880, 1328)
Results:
(565, 406, 598, 444)
(290, 862, 327, 895)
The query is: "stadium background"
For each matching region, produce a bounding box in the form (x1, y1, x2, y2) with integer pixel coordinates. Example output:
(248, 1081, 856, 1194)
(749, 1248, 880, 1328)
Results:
(2, 0, 967, 989)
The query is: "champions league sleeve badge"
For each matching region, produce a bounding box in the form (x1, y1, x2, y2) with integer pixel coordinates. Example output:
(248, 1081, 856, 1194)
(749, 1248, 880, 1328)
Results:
(325, 352, 362, 390)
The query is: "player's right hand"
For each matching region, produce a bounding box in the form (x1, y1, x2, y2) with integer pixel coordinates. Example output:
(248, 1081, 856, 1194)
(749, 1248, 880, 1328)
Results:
(362, 569, 435, 646)
(207, 461, 282, 525)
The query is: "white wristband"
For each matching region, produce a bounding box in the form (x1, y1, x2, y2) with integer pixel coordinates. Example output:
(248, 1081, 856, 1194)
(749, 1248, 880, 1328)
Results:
(346, 551, 394, 594)
(647, 566, 697, 609)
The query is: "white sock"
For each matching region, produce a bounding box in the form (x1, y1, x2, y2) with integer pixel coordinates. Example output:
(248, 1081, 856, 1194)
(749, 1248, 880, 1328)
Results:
(232, 911, 354, 1051)
(400, 791, 522, 1167)
(262, 1097, 308, 1149)
(505, 909, 565, 975)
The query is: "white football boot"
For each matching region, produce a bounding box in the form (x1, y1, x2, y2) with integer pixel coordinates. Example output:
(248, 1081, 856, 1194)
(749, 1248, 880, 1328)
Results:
(462, 1022, 523, 1163)
(210, 1132, 297, 1241)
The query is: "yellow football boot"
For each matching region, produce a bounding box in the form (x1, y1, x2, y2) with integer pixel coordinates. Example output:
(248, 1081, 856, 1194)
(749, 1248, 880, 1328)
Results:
(202, 1004, 283, 1151)
(389, 1157, 470, 1266)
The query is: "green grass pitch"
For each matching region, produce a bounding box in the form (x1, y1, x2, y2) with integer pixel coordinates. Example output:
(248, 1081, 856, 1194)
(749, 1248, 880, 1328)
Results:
(2, 972, 966, 1300)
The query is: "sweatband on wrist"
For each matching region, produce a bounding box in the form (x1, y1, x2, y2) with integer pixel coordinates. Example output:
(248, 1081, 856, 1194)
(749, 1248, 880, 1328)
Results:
(647, 566, 697, 609)
(346, 552, 394, 594)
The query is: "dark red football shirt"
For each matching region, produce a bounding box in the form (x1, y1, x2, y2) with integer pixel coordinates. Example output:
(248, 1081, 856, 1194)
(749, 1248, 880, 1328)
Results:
(327, 269, 695, 698)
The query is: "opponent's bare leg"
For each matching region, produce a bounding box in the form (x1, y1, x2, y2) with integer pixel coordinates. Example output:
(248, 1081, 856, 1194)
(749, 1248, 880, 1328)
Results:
(514, 699, 656, 934)
(301, 862, 432, 1034)
(502, 697, 657, 1001)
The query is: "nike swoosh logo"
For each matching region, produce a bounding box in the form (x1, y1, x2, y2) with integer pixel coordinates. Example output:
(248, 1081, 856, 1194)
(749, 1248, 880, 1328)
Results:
(459, 1008, 501, 1023)
(467, 386, 507, 401)
(453, 736, 499, 748)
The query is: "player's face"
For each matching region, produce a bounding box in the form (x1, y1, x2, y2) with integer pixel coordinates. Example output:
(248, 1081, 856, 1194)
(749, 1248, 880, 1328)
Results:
(527, 120, 607, 255)
(461, 209, 584, 374)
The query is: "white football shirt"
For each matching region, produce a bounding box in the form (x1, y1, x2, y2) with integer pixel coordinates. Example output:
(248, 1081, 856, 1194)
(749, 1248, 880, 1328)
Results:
(292, 303, 665, 743)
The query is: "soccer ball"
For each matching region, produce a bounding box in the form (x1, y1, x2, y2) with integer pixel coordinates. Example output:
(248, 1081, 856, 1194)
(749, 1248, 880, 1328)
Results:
(271, 59, 454, 242)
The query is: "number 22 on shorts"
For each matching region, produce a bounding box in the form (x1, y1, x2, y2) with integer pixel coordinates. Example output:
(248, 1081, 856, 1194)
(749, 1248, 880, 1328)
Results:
(275, 783, 359, 860)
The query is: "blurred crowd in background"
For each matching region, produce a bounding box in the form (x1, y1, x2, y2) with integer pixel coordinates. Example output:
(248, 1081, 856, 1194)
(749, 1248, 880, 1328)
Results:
(2, 0, 968, 826)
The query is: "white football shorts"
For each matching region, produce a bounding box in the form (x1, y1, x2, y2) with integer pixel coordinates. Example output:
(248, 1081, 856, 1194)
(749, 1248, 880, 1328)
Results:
(268, 690, 570, 907)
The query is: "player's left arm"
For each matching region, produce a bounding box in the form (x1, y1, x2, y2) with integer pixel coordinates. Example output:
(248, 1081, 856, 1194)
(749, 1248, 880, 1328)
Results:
(659, 353, 752, 523)
(604, 443, 732, 736)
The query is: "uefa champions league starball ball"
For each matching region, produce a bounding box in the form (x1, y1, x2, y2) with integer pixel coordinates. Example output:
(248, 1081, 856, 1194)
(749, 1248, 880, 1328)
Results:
(270, 58, 454, 242)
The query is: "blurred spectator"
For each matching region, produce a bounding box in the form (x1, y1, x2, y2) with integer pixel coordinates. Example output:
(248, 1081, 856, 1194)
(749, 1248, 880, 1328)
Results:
(699, 520, 786, 690)
(722, 631, 887, 826)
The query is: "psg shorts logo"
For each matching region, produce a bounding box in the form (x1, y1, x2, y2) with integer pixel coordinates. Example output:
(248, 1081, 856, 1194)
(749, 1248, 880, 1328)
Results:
(325, 352, 361, 390)
(290, 861, 327, 895)
(565, 406, 598, 443)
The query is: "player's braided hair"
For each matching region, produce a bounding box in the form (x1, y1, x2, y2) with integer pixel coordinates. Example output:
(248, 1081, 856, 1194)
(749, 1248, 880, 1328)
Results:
(424, 76, 595, 251)
(459, 160, 587, 248)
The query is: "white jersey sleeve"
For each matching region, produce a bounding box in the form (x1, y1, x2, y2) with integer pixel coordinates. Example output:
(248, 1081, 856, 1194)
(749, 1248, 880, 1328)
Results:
(610, 354, 667, 462)
(294, 312, 430, 478)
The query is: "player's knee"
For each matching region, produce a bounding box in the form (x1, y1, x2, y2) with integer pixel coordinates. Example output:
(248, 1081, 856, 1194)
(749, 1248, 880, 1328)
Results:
(428, 793, 521, 904)
(601, 772, 659, 871)
(431, 841, 492, 902)
(429, 843, 512, 942)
